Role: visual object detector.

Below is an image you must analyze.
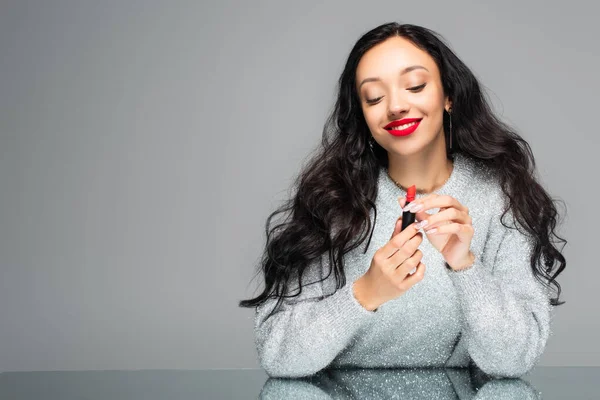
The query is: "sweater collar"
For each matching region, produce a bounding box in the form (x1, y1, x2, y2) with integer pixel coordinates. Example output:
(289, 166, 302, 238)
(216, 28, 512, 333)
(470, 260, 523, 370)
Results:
(378, 152, 473, 200)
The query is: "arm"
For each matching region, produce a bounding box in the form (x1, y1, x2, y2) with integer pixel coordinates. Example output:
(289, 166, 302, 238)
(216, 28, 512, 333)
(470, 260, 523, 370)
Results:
(254, 254, 377, 378)
(446, 212, 553, 378)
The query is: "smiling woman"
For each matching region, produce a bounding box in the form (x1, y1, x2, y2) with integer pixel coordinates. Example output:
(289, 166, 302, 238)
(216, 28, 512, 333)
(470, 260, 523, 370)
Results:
(356, 35, 455, 182)
(239, 22, 567, 379)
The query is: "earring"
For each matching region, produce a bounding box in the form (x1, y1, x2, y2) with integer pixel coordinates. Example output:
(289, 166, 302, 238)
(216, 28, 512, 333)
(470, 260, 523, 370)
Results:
(447, 109, 453, 151)
(369, 137, 375, 153)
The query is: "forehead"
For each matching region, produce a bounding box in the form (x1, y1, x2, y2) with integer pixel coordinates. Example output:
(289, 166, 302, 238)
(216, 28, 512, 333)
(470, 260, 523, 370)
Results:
(356, 36, 439, 84)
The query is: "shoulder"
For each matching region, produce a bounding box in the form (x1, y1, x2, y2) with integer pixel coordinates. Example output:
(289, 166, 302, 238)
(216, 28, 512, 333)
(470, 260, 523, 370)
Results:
(458, 154, 525, 232)
(464, 155, 533, 236)
(459, 154, 505, 210)
(458, 155, 535, 256)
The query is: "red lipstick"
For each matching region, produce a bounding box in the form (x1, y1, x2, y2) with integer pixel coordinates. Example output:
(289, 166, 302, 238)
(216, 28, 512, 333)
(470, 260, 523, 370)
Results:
(385, 118, 421, 137)
(401, 185, 418, 275)
(400, 185, 417, 231)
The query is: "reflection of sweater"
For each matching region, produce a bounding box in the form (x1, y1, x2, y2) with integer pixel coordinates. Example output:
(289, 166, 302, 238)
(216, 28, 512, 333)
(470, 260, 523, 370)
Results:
(253, 152, 554, 379)
(260, 368, 542, 399)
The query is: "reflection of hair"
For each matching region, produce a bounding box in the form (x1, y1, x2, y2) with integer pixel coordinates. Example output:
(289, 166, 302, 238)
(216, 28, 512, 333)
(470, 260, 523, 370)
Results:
(239, 22, 567, 318)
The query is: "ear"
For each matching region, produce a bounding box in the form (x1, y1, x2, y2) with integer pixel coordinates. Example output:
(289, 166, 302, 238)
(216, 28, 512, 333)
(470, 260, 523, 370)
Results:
(445, 101, 452, 112)
(445, 97, 452, 113)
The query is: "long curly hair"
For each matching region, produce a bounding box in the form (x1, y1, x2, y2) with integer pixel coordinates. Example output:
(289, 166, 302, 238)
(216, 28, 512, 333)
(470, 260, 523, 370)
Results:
(239, 22, 567, 318)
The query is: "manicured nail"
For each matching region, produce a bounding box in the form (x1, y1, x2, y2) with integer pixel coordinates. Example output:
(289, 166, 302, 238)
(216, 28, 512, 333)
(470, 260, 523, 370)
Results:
(410, 204, 424, 213)
(403, 203, 415, 212)
(415, 220, 428, 229)
(425, 228, 437, 234)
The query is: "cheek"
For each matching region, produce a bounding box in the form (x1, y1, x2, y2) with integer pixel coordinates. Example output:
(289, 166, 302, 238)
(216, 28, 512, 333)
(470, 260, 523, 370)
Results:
(412, 85, 444, 110)
(414, 94, 442, 112)
(362, 107, 380, 127)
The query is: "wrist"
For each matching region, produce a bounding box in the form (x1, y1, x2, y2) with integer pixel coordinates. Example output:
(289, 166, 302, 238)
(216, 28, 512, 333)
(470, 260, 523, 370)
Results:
(447, 251, 475, 271)
(352, 277, 380, 311)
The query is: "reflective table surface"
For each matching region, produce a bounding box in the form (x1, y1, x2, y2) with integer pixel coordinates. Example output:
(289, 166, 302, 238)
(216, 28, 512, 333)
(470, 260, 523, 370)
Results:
(0, 366, 598, 399)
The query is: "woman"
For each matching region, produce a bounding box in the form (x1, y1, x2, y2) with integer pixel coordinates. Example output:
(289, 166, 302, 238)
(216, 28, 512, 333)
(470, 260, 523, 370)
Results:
(239, 22, 566, 379)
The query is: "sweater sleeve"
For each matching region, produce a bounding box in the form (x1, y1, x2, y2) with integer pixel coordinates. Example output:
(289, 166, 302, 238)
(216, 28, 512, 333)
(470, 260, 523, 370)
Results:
(446, 214, 552, 378)
(254, 254, 377, 378)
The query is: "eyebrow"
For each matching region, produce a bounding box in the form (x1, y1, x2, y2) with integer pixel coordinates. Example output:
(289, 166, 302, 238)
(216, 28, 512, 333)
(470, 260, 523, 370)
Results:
(358, 65, 429, 90)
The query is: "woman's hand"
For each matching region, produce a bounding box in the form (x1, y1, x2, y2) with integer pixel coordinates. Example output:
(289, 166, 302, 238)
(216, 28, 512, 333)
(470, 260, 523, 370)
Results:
(398, 194, 475, 271)
(353, 217, 426, 311)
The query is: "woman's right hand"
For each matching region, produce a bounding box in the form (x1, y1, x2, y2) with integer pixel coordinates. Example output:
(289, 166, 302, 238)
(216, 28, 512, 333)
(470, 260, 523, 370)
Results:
(353, 213, 425, 311)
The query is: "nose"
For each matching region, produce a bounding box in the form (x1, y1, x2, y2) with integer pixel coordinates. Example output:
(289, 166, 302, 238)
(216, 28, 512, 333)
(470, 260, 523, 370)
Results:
(387, 90, 410, 118)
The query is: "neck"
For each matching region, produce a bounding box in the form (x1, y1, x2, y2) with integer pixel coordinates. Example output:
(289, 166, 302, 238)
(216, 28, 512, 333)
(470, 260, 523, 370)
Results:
(387, 148, 453, 194)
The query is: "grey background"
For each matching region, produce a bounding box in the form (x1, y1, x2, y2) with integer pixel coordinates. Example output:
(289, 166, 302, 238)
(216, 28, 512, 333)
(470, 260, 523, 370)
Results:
(0, 0, 596, 372)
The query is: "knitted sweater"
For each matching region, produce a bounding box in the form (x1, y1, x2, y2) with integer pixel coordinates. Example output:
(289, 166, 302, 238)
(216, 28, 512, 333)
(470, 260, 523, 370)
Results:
(253, 152, 554, 379)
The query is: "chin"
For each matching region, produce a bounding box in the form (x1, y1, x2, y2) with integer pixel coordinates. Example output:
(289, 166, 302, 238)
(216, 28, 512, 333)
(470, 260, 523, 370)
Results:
(389, 138, 433, 155)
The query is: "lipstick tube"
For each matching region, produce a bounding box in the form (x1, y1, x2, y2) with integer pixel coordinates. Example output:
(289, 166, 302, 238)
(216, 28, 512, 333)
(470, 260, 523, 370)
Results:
(400, 185, 417, 231)
(400, 185, 418, 275)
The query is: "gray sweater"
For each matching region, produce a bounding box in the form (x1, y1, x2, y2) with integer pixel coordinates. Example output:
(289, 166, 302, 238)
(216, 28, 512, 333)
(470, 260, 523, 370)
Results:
(253, 152, 554, 379)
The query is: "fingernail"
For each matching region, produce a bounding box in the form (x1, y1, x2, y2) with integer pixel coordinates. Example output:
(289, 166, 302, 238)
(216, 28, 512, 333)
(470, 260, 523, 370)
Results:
(415, 220, 428, 229)
(410, 204, 424, 213)
(403, 202, 421, 212)
(425, 228, 437, 234)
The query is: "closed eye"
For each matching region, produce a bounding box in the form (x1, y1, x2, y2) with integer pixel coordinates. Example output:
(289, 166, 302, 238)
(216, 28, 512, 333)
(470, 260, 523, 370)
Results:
(365, 83, 427, 104)
(409, 83, 427, 92)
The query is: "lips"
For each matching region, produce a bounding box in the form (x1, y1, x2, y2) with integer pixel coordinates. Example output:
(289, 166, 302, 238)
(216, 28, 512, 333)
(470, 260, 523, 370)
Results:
(385, 118, 422, 137)
(384, 118, 422, 129)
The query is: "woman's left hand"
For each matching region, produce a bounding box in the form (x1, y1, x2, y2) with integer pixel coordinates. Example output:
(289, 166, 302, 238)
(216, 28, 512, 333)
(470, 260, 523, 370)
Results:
(398, 194, 475, 271)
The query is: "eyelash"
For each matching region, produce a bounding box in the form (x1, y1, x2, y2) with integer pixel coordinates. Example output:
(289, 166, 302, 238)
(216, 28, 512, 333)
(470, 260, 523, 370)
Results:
(365, 83, 427, 104)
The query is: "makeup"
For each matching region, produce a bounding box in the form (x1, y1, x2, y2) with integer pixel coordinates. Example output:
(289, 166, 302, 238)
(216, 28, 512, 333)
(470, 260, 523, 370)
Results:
(385, 118, 421, 137)
(400, 185, 417, 231)
(400, 184, 418, 276)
